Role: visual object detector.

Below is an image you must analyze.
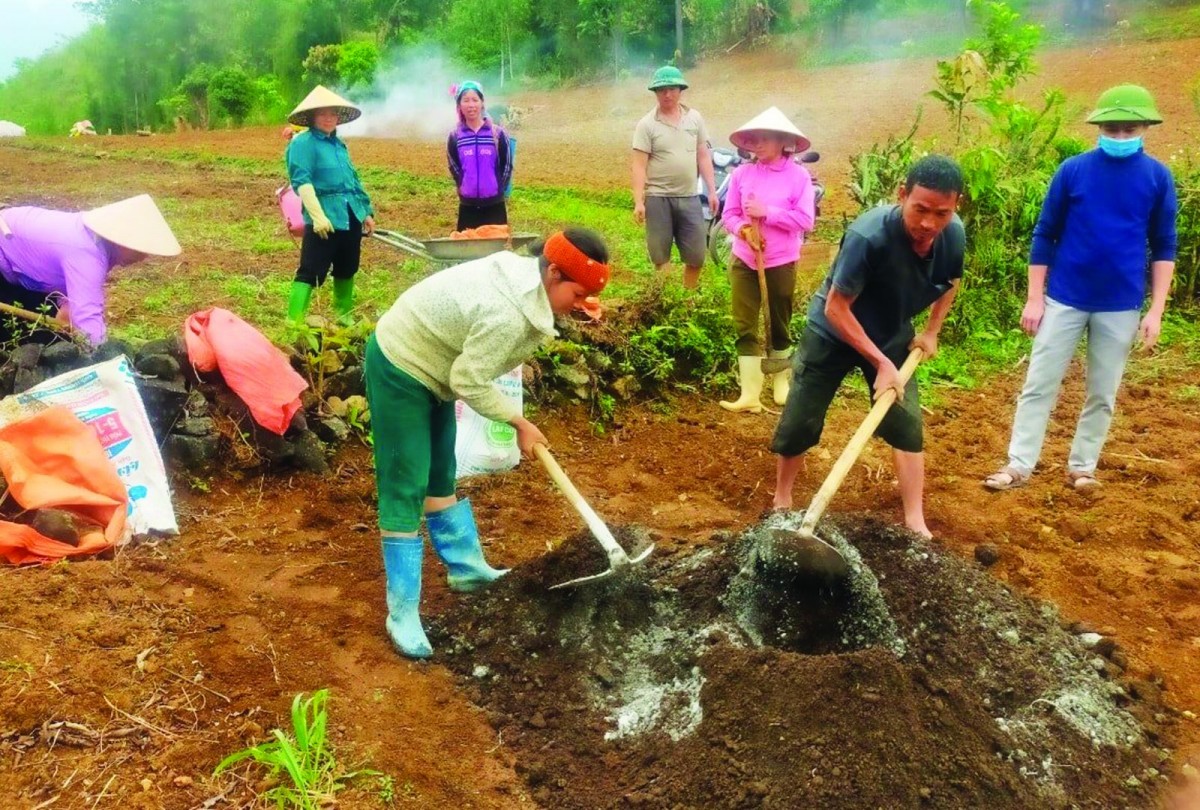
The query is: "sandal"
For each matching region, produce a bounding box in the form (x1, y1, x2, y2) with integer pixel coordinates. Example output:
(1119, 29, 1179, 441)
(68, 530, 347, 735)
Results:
(983, 465, 1029, 491)
(1067, 471, 1101, 491)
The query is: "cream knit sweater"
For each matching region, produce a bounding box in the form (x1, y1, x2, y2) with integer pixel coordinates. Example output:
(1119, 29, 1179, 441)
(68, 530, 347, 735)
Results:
(374, 251, 556, 423)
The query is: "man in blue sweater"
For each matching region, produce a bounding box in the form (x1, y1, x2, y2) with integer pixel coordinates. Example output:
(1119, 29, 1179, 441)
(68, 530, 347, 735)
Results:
(985, 85, 1177, 492)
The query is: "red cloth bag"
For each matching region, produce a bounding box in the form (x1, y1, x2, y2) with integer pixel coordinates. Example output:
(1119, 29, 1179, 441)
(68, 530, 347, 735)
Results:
(184, 308, 308, 435)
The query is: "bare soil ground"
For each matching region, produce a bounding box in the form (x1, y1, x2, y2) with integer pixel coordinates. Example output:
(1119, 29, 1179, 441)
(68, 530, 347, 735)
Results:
(2, 36, 1200, 809)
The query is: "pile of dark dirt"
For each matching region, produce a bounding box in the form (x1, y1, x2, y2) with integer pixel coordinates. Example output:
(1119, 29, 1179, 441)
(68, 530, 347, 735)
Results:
(431, 513, 1174, 809)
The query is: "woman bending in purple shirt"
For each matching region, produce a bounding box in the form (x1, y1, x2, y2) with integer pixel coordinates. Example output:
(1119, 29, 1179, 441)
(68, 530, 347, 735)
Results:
(0, 195, 180, 346)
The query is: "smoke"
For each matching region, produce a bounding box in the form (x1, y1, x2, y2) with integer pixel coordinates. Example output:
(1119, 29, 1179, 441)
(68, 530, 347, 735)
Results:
(338, 45, 510, 142)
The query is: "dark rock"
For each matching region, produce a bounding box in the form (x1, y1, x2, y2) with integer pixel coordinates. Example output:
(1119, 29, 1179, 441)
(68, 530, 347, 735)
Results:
(253, 429, 294, 464)
(11, 343, 42, 370)
(135, 353, 182, 381)
(176, 417, 216, 437)
(323, 365, 365, 400)
(288, 409, 308, 435)
(974, 543, 1001, 567)
(291, 430, 328, 474)
(136, 378, 189, 439)
(1095, 637, 1119, 658)
(528, 713, 547, 729)
(184, 389, 210, 417)
(135, 339, 175, 366)
(93, 338, 134, 363)
(0, 360, 15, 396)
(164, 333, 189, 367)
(314, 416, 350, 444)
(40, 341, 86, 370)
(30, 509, 102, 546)
(164, 434, 221, 471)
(13, 366, 49, 393)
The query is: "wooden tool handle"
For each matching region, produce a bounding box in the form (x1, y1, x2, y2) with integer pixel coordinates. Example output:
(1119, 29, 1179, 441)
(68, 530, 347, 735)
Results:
(799, 347, 924, 534)
(0, 302, 73, 334)
(533, 444, 621, 552)
(751, 224, 771, 353)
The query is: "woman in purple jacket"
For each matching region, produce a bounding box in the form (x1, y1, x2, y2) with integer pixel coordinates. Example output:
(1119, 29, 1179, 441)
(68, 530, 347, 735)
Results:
(447, 80, 513, 231)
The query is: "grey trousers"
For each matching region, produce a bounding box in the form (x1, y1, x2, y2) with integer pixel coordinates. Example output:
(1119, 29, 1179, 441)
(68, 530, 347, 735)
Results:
(1007, 297, 1140, 475)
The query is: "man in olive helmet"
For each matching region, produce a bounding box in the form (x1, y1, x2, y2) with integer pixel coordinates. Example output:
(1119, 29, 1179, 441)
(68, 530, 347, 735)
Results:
(985, 84, 1177, 493)
(631, 65, 718, 289)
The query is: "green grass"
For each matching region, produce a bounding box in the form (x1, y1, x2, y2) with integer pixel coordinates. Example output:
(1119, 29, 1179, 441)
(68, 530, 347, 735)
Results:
(1126, 3, 1200, 41)
(214, 689, 377, 810)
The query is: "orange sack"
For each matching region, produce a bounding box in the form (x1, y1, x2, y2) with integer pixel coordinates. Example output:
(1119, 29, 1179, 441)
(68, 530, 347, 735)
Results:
(450, 224, 511, 240)
(0, 406, 129, 565)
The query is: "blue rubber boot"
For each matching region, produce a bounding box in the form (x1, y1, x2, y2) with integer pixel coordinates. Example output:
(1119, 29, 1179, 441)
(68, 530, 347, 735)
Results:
(426, 499, 509, 593)
(380, 536, 433, 659)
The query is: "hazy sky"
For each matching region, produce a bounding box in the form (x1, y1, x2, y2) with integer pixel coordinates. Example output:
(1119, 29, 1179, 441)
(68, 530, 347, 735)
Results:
(0, 0, 95, 82)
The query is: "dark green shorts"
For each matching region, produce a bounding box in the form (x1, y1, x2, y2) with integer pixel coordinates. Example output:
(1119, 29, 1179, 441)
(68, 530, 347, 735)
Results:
(770, 328, 922, 457)
(364, 335, 457, 532)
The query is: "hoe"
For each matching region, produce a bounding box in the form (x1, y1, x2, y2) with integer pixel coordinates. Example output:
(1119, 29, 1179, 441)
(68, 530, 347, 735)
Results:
(534, 444, 653, 589)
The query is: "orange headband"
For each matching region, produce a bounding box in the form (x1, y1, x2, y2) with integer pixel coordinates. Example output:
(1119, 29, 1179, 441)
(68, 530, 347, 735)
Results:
(544, 232, 610, 295)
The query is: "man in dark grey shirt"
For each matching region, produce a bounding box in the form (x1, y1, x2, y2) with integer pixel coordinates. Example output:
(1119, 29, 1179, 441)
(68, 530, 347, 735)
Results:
(772, 155, 966, 538)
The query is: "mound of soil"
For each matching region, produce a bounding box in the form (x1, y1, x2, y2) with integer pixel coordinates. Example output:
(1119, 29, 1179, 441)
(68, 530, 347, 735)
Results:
(432, 513, 1173, 809)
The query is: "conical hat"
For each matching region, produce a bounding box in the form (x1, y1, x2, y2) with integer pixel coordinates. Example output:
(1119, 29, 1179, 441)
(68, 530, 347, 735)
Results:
(287, 85, 362, 127)
(730, 107, 811, 153)
(81, 195, 181, 256)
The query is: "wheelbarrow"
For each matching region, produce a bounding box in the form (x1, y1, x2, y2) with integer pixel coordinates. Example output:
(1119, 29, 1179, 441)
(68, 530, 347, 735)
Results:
(372, 229, 539, 263)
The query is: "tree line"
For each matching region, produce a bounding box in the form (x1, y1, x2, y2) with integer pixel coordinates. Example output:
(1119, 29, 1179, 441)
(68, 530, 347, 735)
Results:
(0, 0, 1158, 135)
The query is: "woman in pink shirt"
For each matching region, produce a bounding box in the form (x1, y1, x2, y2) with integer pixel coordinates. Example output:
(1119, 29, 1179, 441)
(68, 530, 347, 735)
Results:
(719, 108, 816, 412)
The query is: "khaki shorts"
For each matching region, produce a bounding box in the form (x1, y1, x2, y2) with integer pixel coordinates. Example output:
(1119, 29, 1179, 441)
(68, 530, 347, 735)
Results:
(645, 195, 706, 267)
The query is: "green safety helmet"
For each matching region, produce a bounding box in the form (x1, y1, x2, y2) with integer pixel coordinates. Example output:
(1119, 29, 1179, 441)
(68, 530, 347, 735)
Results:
(1086, 84, 1163, 125)
(648, 65, 688, 91)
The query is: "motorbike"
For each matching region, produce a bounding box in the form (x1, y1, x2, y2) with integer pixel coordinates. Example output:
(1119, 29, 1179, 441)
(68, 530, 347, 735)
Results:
(698, 146, 824, 268)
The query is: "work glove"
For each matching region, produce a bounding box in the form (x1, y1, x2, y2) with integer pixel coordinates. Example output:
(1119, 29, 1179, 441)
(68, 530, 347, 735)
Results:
(296, 183, 334, 239)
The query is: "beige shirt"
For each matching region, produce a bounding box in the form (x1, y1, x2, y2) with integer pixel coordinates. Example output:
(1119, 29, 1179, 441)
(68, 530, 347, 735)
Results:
(374, 252, 557, 423)
(632, 105, 709, 197)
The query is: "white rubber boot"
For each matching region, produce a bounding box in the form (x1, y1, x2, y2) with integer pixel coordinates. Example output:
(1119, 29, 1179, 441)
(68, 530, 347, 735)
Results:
(720, 356, 765, 413)
(770, 348, 793, 406)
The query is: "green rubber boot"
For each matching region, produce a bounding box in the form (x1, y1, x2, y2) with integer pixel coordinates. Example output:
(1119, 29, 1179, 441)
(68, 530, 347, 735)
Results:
(287, 281, 314, 326)
(332, 277, 355, 326)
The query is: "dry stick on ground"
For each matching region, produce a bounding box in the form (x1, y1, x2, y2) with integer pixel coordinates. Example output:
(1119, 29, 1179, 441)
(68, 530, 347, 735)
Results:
(102, 695, 178, 738)
(0, 623, 41, 639)
(163, 667, 231, 703)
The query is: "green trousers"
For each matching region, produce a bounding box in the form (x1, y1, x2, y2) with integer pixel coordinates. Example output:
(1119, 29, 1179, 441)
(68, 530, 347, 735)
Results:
(364, 335, 457, 532)
(730, 257, 797, 356)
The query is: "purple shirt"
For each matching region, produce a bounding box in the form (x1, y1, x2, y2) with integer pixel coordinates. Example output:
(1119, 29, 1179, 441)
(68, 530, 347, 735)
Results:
(722, 157, 816, 269)
(0, 207, 114, 345)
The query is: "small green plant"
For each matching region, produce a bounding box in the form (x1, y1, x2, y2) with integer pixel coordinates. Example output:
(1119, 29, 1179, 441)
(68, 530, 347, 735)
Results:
(214, 689, 375, 809)
(376, 774, 395, 806)
(0, 659, 35, 678)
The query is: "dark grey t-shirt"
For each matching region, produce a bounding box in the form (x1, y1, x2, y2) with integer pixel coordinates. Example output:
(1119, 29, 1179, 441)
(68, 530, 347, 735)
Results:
(807, 204, 965, 350)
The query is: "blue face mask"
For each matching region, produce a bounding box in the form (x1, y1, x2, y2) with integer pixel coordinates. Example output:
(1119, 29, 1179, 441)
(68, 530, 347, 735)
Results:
(1098, 135, 1143, 159)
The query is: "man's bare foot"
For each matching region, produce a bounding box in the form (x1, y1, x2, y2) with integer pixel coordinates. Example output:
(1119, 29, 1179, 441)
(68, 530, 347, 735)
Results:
(772, 496, 792, 511)
(906, 519, 933, 539)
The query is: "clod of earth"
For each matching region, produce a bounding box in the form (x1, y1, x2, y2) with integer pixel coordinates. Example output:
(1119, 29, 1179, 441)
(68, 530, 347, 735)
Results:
(433, 513, 1172, 809)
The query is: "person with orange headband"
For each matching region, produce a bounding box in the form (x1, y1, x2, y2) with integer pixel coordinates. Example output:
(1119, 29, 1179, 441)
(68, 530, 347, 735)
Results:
(364, 228, 611, 659)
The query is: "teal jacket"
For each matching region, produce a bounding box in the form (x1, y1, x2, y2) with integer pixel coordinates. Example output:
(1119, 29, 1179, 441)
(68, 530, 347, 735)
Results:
(286, 129, 373, 230)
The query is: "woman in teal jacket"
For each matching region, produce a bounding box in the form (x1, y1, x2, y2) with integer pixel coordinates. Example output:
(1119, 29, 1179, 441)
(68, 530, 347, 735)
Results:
(285, 85, 375, 326)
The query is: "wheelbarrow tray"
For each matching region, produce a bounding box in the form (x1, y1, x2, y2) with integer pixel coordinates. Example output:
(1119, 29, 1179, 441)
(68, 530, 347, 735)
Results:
(422, 233, 539, 261)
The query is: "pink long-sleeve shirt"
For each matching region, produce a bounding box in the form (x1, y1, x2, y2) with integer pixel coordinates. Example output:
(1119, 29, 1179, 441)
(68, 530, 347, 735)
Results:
(0, 207, 116, 345)
(722, 157, 816, 269)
